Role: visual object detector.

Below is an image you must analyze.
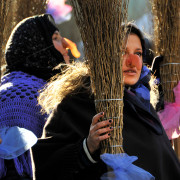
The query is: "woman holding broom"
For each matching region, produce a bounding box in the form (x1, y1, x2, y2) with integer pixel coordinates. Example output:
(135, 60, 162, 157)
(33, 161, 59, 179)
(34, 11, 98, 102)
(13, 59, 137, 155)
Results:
(31, 24, 180, 180)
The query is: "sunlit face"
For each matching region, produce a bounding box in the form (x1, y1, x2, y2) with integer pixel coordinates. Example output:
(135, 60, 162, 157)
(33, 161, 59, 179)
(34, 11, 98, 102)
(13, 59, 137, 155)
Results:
(122, 34, 143, 85)
(52, 31, 70, 64)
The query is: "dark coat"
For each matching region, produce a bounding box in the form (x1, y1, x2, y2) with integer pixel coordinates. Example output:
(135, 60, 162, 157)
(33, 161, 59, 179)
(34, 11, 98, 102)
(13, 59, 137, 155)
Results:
(31, 88, 180, 180)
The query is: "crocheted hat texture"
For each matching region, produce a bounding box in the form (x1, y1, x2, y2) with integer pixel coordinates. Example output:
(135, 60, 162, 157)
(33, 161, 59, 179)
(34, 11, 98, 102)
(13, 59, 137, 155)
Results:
(5, 14, 64, 81)
(0, 71, 47, 137)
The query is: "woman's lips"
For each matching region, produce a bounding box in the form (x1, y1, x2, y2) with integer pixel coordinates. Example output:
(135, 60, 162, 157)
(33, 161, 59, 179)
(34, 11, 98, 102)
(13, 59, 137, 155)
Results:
(123, 69, 137, 75)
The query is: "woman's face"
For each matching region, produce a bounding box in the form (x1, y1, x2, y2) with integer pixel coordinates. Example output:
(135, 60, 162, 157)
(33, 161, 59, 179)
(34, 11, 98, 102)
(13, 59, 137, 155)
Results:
(52, 31, 70, 64)
(122, 33, 143, 86)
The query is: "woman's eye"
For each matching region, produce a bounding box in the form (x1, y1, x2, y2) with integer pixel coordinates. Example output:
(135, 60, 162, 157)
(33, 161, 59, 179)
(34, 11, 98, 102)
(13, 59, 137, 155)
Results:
(135, 52, 142, 57)
(53, 37, 58, 40)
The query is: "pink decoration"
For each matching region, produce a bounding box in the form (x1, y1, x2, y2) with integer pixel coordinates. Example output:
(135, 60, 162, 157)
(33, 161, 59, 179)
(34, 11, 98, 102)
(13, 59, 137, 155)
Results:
(47, 0, 72, 24)
(158, 81, 180, 140)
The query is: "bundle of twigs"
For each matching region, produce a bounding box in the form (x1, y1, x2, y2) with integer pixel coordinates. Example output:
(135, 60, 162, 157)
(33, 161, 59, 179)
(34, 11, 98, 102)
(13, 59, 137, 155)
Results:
(0, 0, 12, 79)
(13, 0, 48, 23)
(151, 0, 180, 102)
(70, 0, 129, 154)
(0, 0, 48, 77)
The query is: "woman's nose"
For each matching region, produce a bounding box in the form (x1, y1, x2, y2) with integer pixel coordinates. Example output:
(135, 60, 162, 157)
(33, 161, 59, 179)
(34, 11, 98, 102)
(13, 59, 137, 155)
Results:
(62, 38, 69, 49)
(125, 54, 140, 67)
(125, 54, 133, 67)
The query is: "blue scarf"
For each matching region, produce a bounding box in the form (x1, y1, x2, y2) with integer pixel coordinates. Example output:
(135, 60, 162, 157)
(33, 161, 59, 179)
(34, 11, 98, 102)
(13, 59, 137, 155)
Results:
(128, 65, 151, 111)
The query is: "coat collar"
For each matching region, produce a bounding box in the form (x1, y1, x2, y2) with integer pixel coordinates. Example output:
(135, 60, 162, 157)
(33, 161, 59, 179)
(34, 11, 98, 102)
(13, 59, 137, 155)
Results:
(124, 89, 163, 135)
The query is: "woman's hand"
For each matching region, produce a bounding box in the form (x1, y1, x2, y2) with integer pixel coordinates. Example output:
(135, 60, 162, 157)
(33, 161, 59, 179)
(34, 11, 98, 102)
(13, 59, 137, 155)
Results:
(87, 112, 113, 154)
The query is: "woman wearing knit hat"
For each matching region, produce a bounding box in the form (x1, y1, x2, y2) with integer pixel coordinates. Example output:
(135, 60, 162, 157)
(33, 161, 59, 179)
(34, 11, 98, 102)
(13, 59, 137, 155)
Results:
(0, 13, 80, 180)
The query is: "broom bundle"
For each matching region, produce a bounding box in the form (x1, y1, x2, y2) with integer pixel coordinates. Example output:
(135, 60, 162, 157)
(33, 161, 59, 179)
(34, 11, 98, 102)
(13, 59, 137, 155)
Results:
(70, 0, 129, 154)
(151, 0, 180, 102)
(12, 0, 48, 23)
(0, 0, 12, 79)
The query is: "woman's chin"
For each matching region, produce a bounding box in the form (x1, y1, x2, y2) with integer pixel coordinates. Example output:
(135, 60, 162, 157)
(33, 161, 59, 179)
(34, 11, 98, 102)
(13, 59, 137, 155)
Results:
(124, 79, 138, 86)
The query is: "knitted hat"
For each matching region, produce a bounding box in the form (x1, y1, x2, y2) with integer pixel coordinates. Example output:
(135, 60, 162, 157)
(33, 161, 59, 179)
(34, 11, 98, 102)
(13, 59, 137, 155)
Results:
(5, 14, 64, 80)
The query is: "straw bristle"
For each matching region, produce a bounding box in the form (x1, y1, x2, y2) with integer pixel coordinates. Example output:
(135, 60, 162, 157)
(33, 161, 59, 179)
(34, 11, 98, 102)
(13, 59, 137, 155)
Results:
(70, 0, 129, 154)
(0, 0, 12, 79)
(151, 0, 180, 102)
